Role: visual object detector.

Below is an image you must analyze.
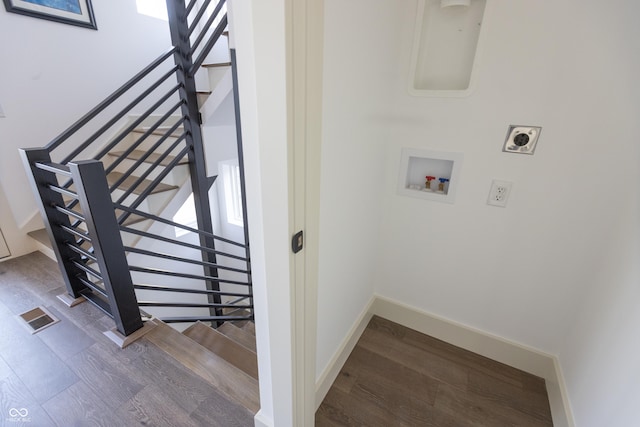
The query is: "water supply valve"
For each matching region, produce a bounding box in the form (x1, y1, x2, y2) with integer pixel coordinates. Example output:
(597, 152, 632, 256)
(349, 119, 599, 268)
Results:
(425, 176, 436, 190)
(438, 178, 449, 193)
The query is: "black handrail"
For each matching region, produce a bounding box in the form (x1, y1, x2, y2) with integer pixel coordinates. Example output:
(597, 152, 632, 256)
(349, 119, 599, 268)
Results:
(187, 0, 214, 37)
(35, 162, 71, 176)
(128, 266, 251, 287)
(103, 107, 185, 175)
(89, 84, 183, 163)
(191, 15, 228, 76)
(190, 0, 226, 53)
(46, 48, 176, 151)
(138, 302, 253, 309)
(117, 205, 248, 248)
(60, 67, 181, 164)
(124, 246, 249, 274)
(111, 134, 187, 199)
(66, 243, 96, 262)
(134, 283, 251, 298)
(120, 225, 248, 262)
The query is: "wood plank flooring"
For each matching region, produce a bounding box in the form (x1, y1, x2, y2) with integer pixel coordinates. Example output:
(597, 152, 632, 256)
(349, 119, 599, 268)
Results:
(0, 252, 253, 427)
(316, 316, 553, 426)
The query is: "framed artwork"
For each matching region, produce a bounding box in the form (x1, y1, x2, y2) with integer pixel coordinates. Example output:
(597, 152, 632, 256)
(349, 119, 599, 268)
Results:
(3, 0, 97, 30)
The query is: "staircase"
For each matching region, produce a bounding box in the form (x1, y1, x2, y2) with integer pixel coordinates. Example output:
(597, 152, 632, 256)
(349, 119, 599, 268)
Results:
(21, 0, 254, 386)
(146, 318, 260, 413)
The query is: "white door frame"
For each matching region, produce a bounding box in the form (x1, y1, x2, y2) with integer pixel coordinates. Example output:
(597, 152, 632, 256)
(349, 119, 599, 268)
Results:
(230, 0, 324, 425)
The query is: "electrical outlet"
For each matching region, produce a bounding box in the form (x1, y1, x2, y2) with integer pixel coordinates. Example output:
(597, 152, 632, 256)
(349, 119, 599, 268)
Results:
(487, 180, 512, 207)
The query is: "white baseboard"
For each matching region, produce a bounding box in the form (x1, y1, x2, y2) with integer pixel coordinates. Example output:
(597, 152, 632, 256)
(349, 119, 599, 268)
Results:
(314, 294, 575, 427)
(33, 241, 56, 261)
(253, 409, 272, 427)
(371, 295, 574, 427)
(314, 296, 375, 409)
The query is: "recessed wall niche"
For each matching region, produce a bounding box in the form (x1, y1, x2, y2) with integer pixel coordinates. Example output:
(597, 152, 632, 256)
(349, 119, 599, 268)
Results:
(409, 0, 487, 96)
(397, 148, 463, 204)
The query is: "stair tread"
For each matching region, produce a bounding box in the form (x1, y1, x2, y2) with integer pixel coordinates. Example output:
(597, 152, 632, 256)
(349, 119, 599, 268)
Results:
(29, 228, 94, 252)
(242, 321, 255, 337)
(107, 171, 178, 196)
(145, 321, 259, 413)
(28, 228, 50, 247)
(107, 150, 189, 167)
(217, 322, 256, 353)
(183, 322, 258, 380)
(202, 62, 232, 68)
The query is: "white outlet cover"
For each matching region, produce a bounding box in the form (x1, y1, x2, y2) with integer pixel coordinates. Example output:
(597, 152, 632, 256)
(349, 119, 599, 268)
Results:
(487, 179, 512, 207)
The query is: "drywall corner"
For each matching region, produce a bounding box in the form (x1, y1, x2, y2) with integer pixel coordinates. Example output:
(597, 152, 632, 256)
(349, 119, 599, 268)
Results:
(315, 295, 375, 409)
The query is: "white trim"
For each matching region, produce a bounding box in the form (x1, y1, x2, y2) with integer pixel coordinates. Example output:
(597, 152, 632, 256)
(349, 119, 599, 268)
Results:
(314, 296, 375, 409)
(32, 239, 56, 261)
(315, 294, 575, 427)
(253, 409, 272, 427)
(549, 358, 576, 427)
(371, 295, 575, 427)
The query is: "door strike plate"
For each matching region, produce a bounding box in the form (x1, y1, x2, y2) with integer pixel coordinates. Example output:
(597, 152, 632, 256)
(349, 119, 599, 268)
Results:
(292, 231, 303, 254)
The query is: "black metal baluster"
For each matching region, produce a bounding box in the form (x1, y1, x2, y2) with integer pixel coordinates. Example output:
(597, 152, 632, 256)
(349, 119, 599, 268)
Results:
(230, 48, 254, 321)
(20, 148, 88, 299)
(166, 0, 223, 325)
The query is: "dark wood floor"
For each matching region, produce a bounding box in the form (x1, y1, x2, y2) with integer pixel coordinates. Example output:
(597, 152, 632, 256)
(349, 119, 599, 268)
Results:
(0, 252, 253, 427)
(316, 316, 553, 427)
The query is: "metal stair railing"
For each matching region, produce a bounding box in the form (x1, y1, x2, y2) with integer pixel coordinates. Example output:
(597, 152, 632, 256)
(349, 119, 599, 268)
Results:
(20, 0, 252, 337)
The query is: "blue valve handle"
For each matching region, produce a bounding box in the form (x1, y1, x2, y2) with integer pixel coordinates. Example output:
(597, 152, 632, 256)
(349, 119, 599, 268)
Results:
(439, 178, 450, 183)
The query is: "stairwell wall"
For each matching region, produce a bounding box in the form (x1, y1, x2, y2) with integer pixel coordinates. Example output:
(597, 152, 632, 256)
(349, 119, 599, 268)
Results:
(0, 0, 171, 256)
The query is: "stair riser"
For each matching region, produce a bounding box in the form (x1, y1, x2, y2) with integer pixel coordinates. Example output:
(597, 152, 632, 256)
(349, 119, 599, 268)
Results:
(207, 67, 229, 92)
(108, 159, 189, 187)
(124, 132, 186, 154)
(204, 36, 230, 65)
(112, 188, 176, 216)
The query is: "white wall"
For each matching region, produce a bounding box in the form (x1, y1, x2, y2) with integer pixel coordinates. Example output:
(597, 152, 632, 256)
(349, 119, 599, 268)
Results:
(0, 0, 171, 256)
(0, 184, 35, 261)
(551, 3, 640, 426)
(314, 0, 391, 379)
(370, 0, 639, 353)
(559, 194, 640, 427)
(318, 0, 640, 424)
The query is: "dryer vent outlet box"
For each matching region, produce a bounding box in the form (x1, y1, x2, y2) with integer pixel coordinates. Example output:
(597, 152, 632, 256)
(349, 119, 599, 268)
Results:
(503, 125, 542, 155)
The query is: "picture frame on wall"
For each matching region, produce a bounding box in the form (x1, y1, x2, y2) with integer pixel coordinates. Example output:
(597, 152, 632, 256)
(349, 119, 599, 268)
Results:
(3, 0, 97, 30)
